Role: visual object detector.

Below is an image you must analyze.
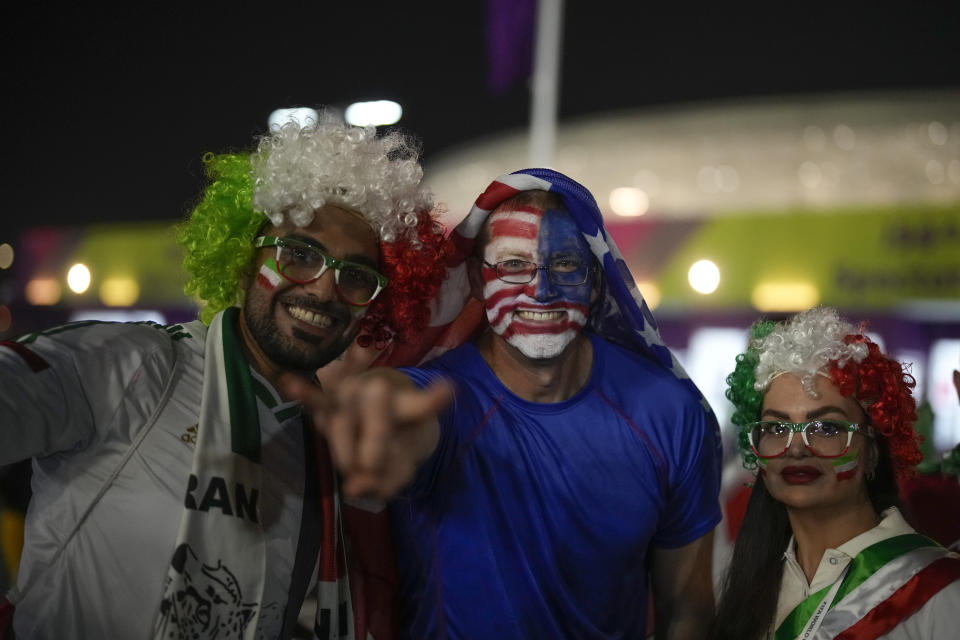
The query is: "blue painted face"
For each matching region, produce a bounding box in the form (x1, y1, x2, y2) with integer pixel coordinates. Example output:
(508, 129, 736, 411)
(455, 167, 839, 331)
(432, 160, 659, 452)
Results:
(532, 208, 594, 306)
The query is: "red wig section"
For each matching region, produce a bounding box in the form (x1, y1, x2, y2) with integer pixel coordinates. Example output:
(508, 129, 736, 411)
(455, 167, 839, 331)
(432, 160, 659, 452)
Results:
(829, 334, 922, 478)
(357, 210, 450, 347)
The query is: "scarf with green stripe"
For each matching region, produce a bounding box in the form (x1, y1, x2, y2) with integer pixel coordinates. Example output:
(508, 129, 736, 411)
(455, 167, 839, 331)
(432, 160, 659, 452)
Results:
(776, 533, 960, 639)
(151, 308, 364, 639)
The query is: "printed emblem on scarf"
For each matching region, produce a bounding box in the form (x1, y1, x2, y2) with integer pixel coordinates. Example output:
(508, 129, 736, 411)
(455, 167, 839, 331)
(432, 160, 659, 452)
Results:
(155, 543, 257, 639)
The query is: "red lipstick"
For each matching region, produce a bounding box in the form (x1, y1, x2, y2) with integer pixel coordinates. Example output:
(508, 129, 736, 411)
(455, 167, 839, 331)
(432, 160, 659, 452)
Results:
(781, 465, 822, 485)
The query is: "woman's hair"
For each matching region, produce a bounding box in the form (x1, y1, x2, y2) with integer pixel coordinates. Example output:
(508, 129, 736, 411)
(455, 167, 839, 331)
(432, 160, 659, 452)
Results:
(711, 306, 919, 639)
(176, 113, 448, 341)
(709, 476, 791, 640)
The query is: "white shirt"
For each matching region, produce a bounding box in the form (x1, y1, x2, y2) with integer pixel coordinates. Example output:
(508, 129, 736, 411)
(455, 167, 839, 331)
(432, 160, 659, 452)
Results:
(775, 506, 960, 639)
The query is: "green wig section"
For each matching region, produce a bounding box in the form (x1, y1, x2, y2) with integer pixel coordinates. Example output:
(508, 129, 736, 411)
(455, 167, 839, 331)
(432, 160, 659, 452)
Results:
(176, 152, 266, 324)
(725, 319, 777, 471)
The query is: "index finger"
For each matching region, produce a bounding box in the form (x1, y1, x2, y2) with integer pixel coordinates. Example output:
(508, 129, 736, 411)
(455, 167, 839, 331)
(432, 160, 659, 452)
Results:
(393, 377, 454, 424)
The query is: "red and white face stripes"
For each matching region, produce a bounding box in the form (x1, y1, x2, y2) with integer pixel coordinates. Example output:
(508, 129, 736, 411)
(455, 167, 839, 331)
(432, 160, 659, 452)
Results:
(480, 205, 592, 360)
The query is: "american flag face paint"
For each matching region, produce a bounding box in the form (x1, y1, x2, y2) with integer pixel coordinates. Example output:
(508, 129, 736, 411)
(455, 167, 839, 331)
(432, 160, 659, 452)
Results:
(481, 206, 592, 359)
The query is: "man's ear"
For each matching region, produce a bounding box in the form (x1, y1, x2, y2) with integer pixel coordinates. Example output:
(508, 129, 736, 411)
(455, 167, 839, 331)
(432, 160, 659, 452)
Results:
(467, 255, 485, 301)
(589, 257, 602, 304)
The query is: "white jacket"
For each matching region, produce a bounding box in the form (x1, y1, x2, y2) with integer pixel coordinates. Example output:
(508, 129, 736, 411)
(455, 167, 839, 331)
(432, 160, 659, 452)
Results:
(1, 318, 317, 639)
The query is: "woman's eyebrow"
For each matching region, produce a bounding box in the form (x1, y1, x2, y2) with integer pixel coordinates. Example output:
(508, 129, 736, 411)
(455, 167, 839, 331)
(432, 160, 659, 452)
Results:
(759, 405, 850, 420)
(805, 405, 851, 420)
(760, 408, 790, 419)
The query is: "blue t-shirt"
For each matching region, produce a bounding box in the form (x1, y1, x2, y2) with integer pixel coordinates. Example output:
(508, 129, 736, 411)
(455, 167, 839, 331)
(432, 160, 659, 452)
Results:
(392, 333, 722, 639)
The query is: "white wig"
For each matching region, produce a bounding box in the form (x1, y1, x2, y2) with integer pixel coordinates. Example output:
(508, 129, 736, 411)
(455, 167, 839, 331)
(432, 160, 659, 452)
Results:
(752, 307, 870, 396)
(251, 111, 433, 243)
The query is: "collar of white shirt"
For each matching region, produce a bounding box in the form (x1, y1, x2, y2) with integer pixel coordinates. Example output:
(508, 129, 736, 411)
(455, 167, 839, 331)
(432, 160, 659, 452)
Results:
(775, 506, 914, 629)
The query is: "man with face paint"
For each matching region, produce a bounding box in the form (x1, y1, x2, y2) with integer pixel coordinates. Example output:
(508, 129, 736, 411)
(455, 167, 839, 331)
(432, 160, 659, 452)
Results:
(712, 307, 960, 639)
(0, 115, 448, 639)
(478, 192, 594, 361)
(290, 169, 723, 638)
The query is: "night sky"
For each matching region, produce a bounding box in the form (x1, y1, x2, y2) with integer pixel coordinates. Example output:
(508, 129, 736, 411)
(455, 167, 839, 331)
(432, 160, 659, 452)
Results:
(2, 2, 958, 240)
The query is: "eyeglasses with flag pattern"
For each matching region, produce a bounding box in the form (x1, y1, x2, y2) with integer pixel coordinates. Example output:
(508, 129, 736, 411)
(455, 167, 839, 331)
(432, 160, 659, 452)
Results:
(254, 235, 388, 306)
(746, 419, 871, 459)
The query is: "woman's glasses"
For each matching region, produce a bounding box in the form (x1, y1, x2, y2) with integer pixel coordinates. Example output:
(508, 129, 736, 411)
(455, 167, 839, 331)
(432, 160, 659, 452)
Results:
(746, 420, 868, 459)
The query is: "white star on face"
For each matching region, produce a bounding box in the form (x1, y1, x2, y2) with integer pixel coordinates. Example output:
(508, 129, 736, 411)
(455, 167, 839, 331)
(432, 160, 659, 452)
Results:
(583, 228, 610, 258)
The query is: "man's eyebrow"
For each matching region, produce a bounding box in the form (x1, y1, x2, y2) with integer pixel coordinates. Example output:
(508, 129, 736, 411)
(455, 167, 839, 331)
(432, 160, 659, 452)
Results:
(491, 246, 535, 257)
(284, 233, 378, 269)
(284, 233, 325, 250)
(344, 254, 378, 269)
(487, 238, 535, 255)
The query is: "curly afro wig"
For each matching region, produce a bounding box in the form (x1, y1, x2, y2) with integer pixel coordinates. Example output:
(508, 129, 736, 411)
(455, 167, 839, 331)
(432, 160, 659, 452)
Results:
(177, 152, 262, 324)
(725, 307, 921, 477)
(176, 115, 448, 342)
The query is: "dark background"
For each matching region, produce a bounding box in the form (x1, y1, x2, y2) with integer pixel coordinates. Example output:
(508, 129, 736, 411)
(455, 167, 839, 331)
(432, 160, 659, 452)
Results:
(2, 2, 958, 240)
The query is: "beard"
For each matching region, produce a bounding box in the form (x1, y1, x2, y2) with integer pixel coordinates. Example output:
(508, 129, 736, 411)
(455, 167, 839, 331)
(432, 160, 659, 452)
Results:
(242, 291, 356, 373)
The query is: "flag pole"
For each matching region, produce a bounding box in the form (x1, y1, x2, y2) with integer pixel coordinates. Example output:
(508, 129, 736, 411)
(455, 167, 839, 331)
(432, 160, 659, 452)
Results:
(529, 0, 564, 167)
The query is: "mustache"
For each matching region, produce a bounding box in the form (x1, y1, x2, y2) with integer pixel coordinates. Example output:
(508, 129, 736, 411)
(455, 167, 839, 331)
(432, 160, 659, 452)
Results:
(278, 295, 352, 325)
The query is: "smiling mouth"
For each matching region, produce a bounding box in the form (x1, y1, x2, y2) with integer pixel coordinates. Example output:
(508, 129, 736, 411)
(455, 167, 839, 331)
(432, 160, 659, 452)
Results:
(287, 304, 334, 328)
(514, 309, 565, 322)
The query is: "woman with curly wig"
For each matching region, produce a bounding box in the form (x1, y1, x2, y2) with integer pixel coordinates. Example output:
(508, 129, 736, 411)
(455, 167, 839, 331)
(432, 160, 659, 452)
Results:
(711, 307, 960, 640)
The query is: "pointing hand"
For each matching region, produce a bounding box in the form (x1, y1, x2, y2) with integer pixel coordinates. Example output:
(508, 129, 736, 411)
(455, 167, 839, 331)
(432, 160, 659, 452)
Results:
(282, 369, 452, 499)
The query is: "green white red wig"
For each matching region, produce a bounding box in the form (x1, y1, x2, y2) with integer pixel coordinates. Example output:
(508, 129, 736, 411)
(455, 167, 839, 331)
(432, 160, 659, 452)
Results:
(177, 112, 447, 342)
(726, 307, 922, 477)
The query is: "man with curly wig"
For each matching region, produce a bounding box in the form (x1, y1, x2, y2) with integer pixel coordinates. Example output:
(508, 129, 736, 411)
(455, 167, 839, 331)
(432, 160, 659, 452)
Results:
(0, 114, 447, 640)
(711, 306, 960, 640)
(289, 169, 723, 638)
